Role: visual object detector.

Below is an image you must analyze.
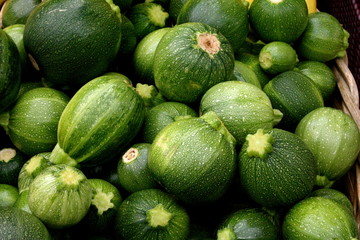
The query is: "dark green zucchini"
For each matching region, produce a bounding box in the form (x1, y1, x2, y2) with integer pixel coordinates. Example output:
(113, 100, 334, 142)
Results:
(1, 0, 41, 27)
(0, 147, 26, 186)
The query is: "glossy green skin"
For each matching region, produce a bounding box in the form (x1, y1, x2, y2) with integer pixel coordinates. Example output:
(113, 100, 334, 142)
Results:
(232, 60, 262, 89)
(18, 152, 52, 193)
(235, 52, 270, 88)
(263, 71, 324, 131)
(77, 178, 122, 234)
(1, 0, 41, 27)
(217, 208, 279, 240)
(141, 101, 197, 143)
(309, 188, 354, 215)
(0, 207, 51, 240)
(127, 2, 170, 40)
(7, 87, 69, 156)
(3, 24, 27, 67)
(28, 164, 93, 229)
(282, 196, 358, 240)
(259, 41, 298, 75)
(132, 27, 171, 85)
(0, 147, 26, 186)
(148, 112, 237, 204)
(295, 107, 360, 187)
(0, 28, 21, 113)
(249, 0, 308, 43)
(239, 128, 317, 208)
(177, 0, 248, 52)
(23, 0, 122, 86)
(153, 22, 235, 103)
(117, 143, 158, 192)
(49, 73, 145, 167)
(297, 61, 337, 102)
(0, 184, 19, 207)
(200, 81, 281, 145)
(118, 15, 137, 59)
(297, 12, 349, 62)
(115, 189, 190, 240)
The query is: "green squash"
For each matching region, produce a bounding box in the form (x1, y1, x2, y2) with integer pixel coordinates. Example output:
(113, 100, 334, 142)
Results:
(200, 81, 282, 145)
(239, 128, 317, 208)
(0, 147, 26, 186)
(49, 73, 145, 167)
(295, 107, 360, 188)
(153, 22, 235, 104)
(23, 0, 122, 86)
(5, 87, 69, 156)
(148, 111, 237, 204)
(0, 207, 51, 240)
(114, 188, 190, 240)
(117, 143, 158, 193)
(1, 0, 40, 27)
(0, 184, 19, 207)
(282, 196, 358, 240)
(177, 0, 249, 52)
(28, 164, 93, 229)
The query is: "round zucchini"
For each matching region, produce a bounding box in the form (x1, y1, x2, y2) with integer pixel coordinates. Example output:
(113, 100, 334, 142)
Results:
(295, 107, 360, 188)
(132, 27, 171, 85)
(296, 60, 337, 102)
(153, 22, 235, 104)
(249, 0, 308, 43)
(140, 101, 197, 143)
(5, 87, 69, 156)
(1, 0, 41, 27)
(263, 70, 324, 131)
(0, 147, 26, 186)
(117, 143, 158, 193)
(0, 207, 51, 240)
(3, 24, 27, 68)
(76, 178, 122, 234)
(282, 196, 358, 240)
(18, 152, 53, 193)
(127, 2, 170, 40)
(49, 73, 145, 167)
(0, 28, 21, 113)
(296, 12, 350, 62)
(28, 164, 93, 229)
(114, 188, 190, 240)
(259, 41, 298, 75)
(239, 128, 317, 208)
(216, 208, 280, 240)
(148, 111, 237, 204)
(23, 0, 122, 86)
(117, 15, 137, 63)
(0, 184, 19, 207)
(169, 0, 188, 22)
(177, 0, 249, 52)
(200, 81, 282, 145)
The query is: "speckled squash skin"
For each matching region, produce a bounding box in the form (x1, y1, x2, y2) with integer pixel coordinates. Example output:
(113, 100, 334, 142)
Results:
(177, 0, 249, 52)
(295, 107, 360, 188)
(282, 196, 358, 240)
(148, 111, 237, 204)
(0, 207, 51, 240)
(216, 208, 279, 240)
(153, 22, 235, 104)
(6, 87, 69, 156)
(23, 0, 122, 86)
(49, 73, 145, 167)
(28, 164, 93, 229)
(200, 81, 282, 145)
(239, 128, 317, 208)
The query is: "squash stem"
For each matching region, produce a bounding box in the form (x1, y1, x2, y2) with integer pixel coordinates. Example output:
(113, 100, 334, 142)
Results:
(273, 109, 283, 126)
(315, 175, 334, 188)
(246, 129, 274, 159)
(217, 228, 237, 240)
(201, 111, 236, 146)
(147, 4, 169, 27)
(0, 148, 16, 163)
(91, 190, 115, 215)
(135, 83, 166, 108)
(146, 203, 173, 228)
(49, 144, 78, 167)
(122, 147, 139, 163)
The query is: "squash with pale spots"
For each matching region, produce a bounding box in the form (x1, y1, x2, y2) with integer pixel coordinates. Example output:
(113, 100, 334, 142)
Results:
(153, 22, 235, 104)
(148, 111, 237, 204)
(238, 128, 317, 208)
(295, 107, 360, 188)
